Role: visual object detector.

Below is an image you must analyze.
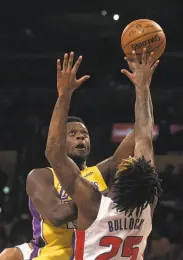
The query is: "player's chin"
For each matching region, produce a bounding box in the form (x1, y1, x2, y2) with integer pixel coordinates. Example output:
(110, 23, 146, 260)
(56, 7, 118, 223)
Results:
(74, 149, 88, 157)
(72, 148, 90, 159)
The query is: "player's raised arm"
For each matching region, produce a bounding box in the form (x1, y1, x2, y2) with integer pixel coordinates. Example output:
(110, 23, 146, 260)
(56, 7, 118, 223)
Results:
(97, 53, 155, 185)
(123, 49, 159, 165)
(119, 49, 161, 215)
(45, 53, 101, 222)
(123, 56, 154, 126)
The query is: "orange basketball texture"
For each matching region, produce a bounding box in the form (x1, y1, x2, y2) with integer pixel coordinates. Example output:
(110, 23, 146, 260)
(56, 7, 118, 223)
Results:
(121, 19, 166, 61)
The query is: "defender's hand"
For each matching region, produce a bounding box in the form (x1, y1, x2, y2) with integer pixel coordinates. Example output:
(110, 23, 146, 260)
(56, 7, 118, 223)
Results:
(121, 48, 159, 88)
(57, 52, 90, 96)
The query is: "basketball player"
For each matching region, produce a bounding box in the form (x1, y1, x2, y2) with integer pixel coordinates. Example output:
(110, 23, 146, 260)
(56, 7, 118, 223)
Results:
(0, 243, 32, 260)
(45, 49, 162, 259)
(26, 57, 135, 259)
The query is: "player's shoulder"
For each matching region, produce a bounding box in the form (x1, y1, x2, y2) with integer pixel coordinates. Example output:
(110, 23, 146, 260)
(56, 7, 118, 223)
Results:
(27, 167, 52, 180)
(26, 167, 53, 192)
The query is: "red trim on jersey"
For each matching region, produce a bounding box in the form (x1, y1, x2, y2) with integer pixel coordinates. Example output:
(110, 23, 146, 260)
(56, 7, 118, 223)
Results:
(75, 230, 85, 260)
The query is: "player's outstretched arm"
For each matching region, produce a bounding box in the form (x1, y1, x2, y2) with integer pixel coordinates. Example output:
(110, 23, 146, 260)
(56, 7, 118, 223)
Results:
(97, 54, 155, 185)
(26, 168, 78, 226)
(123, 49, 160, 214)
(45, 53, 101, 223)
(123, 49, 159, 165)
(123, 56, 155, 126)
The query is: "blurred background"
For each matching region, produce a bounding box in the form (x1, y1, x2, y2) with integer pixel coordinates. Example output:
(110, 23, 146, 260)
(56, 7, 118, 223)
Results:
(0, 0, 183, 258)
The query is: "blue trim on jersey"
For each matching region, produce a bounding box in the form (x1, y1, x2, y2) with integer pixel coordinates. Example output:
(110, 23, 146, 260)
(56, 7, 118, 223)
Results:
(70, 232, 75, 260)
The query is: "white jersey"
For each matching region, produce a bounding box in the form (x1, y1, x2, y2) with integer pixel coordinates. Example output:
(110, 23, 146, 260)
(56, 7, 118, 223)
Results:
(15, 243, 32, 260)
(72, 195, 152, 260)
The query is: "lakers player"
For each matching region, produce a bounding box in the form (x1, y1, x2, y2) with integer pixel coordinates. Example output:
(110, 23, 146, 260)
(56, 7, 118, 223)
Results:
(0, 243, 32, 260)
(26, 56, 135, 258)
(46, 49, 162, 259)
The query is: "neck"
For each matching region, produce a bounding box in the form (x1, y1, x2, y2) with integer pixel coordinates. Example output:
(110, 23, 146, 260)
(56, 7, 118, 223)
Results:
(72, 157, 87, 171)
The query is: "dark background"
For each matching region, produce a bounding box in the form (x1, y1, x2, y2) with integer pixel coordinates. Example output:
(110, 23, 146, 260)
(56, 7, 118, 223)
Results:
(1, 0, 183, 258)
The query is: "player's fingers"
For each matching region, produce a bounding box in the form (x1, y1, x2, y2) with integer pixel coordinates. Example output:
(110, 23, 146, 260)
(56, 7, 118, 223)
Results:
(62, 53, 68, 71)
(141, 48, 147, 65)
(121, 69, 136, 85)
(57, 59, 61, 74)
(77, 75, 90, 86)
(67, 52, 74, 71)
(132, 51, 139, 68)
(124, 57, 131, 67)
(148, 52, 154, 67)
(151, 60, 160, 73)
(72, 56, 83, 74)
(121, 69, 133, 80)
(124, 57, 135, 72)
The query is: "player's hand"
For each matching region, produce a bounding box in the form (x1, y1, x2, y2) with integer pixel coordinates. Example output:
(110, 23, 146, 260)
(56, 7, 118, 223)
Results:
(57, 52, 90, 96)
(121, 48, 159, 88)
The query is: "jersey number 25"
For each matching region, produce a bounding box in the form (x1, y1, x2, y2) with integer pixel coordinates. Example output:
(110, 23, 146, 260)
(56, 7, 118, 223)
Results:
(96, 235, 143, 260)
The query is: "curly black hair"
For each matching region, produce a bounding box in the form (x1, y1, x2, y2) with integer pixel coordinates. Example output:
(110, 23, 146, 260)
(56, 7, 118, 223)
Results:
(112, 156, 162, 217)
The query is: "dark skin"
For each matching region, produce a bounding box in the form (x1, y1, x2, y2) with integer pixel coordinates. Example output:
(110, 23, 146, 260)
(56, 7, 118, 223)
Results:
(27, 122, 134, 226)
(45, 50, 159, 230)
(26, 119, 135, 226)
(26, 57, 135, 226)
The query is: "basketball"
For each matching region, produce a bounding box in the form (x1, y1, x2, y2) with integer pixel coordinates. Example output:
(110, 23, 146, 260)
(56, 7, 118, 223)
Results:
(121, 19, 166, 61)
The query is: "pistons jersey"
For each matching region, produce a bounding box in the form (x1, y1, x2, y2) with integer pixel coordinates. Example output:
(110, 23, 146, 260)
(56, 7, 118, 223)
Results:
(72, 195, 152, 260)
